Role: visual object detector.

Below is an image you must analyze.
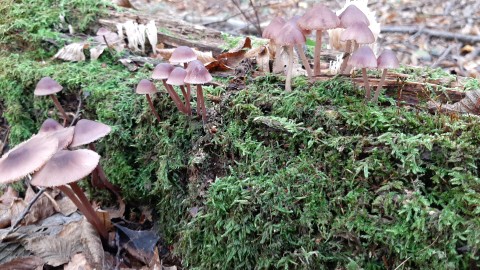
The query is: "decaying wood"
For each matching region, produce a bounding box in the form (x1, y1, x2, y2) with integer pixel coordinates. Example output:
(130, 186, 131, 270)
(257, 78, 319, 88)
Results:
(99, 10, 227, 54)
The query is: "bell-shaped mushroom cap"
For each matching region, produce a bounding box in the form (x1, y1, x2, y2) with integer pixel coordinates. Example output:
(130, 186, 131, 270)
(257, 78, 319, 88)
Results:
(276, 21, 306, 46)
(348, 46, 378, 68)
(70, 119, 111, 148)
(262, 17, 286, 40)
(340, 22, 375, 44)
(377, 49, 399, 69)
(339, 5, 370, 28)
(152, 63, 175, 80)
(184, 60, 213, 84)
(38, 126, 75, 150)
(169, 46, 197, 64)
(31, 149, 100, 187)
(297, 4, 340, 30)
(34, 77, 63, 96)
(38, 118, 63, 133)
(0, 135, 58, 184)
(166, 67, 187, 86)
(135, 79, 158, 95)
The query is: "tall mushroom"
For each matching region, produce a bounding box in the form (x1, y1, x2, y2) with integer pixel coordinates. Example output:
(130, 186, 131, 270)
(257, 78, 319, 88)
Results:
(348, 46, 377, 100)
(297, 4, 340, 76)
(31, 149, 108, 239)
(135, 79, 162, 122)
(276, 21, 307, 92)
(167, 67, 191, 115)
(152, 63, 187, 114)
(372, 49, 399, 103)
(262, 17, 286, 73)
(184, 60, 212, 124)
(34, 77, 69, 126)
(169, 46, 197, 69)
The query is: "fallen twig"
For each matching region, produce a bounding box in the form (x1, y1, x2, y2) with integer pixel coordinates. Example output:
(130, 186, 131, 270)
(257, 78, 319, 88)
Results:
(7, 187, 46, 235)
(69, 90, 83, 127)
(381, 26, 480, 43)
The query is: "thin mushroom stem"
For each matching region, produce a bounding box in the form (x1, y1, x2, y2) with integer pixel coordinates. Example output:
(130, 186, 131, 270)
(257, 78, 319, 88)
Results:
(88, 143, 121, 196)
(362, 67, 371, 100)
(372, 68, 388, 103)
(180, 85, 191, 115)
(313, 30, 323, 76)
(295, 44, 313, 77)
(339, 40, 352, 74)
(285, 46, 294, 92)
(161, 79, 188, 114)
(58, 185, 107, 239)
(185, 84, 192, 116)
(196, 85, 207, 124)
(273, 44, 283, 73)
(145, 94, 162, 122)
(50, 94, 68, 126)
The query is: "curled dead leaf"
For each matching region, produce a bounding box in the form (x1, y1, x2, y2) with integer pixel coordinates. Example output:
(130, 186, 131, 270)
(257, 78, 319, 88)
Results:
(0, 256, 44, 270)
(53, 43, 88, 62)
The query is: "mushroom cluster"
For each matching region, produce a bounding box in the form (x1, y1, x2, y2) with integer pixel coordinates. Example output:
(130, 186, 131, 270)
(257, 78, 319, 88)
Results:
(0, 117, 116, 239)
(136, 46, 213, 125)
(263, 1, 399, 101)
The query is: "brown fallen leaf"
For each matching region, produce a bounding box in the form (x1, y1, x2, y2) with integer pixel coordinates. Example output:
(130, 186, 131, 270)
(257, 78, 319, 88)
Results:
(245, 45, 271, 73)
(54, 194, 78, 216)
(428, 89, 480, 115)
(0, 256, 44, 270)
(21, 186, 56, 225)
(53, 42, 89, 62)
(0, 187, 25, 229)
(0, 186, 19, 206)
(115, 224, 160, 265)
(64, 253, 92, 270)
(114, 0, 136, 9)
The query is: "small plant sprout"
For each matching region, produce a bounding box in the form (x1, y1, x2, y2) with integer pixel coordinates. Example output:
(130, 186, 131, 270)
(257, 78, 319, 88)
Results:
(297, 4, 340, 77)
(167, 67, 191, 115)
(276, 20, 307, 92)
(0, 135, 58, 184)
(262, 17, 286, 73)
(152, 63, 187, 114)
(372, 49, 399, 103)
(31, 149, 108, 239)
(169, 46, 197, 69)
(135, 79, 162, 122)
(185, 60, 212, 124)
(34, 77, 69, 126)
(348, 46, 377, 100)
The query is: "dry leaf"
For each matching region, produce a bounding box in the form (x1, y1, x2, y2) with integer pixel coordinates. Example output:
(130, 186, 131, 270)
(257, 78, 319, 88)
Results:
(115, 224, 159, 265)
(54, 194, 78, 216)
(428, 89, 480, 115)
(53, 43, 88, 62)
(21, 186, 55, 225)
(147, 247, 161, 270)
(90, 46, 107, 60)
(0, 256, 44, 270)
(228, 37, 252, 53)
(245, 45, 270, 73)
(0, 186, 19, 206)
(25, 217, 104, 268)
(64, 253, 92, 270)
(114, 0, 135, 9)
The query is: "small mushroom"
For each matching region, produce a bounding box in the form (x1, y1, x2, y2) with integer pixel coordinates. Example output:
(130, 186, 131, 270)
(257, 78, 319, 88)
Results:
(31, 149, 108, 239)
(169, 46, 197, 69)
(262, 17, 286, 73)
(152, 63, 187, 114)
(339, 22, 375, 73)
(34, 77, 69, 127)
(297, 4, 340, 76)
(37, 118, 75, 150)
(184, 60, 213, 124)
(167, 67, 191, 115)
(348, 46, 377, 100)
(0, 135, 58, 184)
(372, 49, 399, 103)
(135, 79, 162, 122)
(276, 21, 307, 92)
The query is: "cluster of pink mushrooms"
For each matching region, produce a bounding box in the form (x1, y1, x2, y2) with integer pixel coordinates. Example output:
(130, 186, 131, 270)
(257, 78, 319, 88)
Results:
(262, 3, 399, 102)
(136, 46, 212, 124)
(0, 77, 117, 239)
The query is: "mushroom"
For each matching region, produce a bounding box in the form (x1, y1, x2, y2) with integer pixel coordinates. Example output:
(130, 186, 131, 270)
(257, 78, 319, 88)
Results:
(152, 63, 187, 114)
(262, 17, 286, 73)
(31, 149, 108, 239)
(348, 46, 377, 100)
(339, 22, 375, 73)
(184, 60, 212, 124)
(166, 67, 191, 115)
(70, 119, 119, 197)
(34, 77, 69, 126)
(372, 49, 399, 103)
(135, 79, 162, 122)
(37, 118, 75, 150)
(297, 4, 340, 76)
(0, 135, 58, 184)
(169, 46, 197, 69)
(276, 21, 307, 92)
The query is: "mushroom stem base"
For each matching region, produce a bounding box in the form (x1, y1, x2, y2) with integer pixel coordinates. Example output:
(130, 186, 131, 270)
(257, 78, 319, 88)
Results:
(372, 69, 388, 103)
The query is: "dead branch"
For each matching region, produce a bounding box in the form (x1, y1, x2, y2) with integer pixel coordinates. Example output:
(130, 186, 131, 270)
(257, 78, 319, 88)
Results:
(381, 26, 480, 43)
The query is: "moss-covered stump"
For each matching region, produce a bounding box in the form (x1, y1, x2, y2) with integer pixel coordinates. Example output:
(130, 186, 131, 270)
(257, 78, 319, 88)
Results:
(2, 52, 480, 269)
